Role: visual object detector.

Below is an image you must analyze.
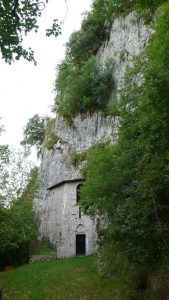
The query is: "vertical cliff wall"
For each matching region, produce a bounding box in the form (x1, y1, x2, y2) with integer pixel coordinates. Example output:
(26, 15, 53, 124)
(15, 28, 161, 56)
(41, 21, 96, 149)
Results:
(34, 12, 151, 251)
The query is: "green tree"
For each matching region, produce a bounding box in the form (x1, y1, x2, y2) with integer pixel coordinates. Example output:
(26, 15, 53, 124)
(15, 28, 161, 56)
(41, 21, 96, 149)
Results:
(0, 168, 38, 268)
(21, 114, 49, 155)
(0, 0, 61, 63)
(55, 56, 114, 119)
(0, 146, 34, 205)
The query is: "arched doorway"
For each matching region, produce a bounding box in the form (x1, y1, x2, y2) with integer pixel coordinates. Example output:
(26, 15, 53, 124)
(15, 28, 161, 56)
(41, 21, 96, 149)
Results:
(76, 235, 86, 256)
(76, 224, 86, 256)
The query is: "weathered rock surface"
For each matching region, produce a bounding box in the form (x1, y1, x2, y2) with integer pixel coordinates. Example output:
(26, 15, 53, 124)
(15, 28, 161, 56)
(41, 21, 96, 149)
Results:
(98, 11, 151, 100)
(34, 12, 151, 257)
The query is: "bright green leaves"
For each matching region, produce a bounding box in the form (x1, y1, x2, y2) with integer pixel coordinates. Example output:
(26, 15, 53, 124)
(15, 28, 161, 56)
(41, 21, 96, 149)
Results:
(55, 57, 114, 119)
(80, 142, 117, 215)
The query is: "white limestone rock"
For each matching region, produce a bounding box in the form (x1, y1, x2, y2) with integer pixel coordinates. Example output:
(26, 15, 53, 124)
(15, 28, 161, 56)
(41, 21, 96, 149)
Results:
(34, 12, 151, 258)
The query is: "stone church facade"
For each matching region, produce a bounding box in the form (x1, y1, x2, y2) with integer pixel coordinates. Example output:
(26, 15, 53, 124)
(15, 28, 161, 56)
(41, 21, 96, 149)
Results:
(47, 178, 97, 258)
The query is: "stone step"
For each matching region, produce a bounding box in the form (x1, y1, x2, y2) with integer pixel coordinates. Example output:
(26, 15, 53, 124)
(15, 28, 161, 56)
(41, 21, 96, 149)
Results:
(30, 253, 57, 263)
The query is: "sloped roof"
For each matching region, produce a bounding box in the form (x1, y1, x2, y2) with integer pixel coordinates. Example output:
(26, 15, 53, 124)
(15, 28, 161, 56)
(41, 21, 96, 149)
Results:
(47, 178, 84, 191)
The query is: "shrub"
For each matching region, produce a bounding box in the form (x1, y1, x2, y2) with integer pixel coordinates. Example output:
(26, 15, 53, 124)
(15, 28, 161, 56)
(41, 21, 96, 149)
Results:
(55, 57, 114, 119)
(0, 168, 38, 269)
(69, 150, 88, 168)
(102, 102, 120, 116)
(43, 119, 59, 150)
(21, 114, 49, 155)
(66, 0, 112, 65)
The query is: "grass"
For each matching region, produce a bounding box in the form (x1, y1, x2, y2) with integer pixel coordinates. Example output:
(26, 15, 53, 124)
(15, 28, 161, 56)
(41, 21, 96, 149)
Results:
(0, 256, 116, 300)
(32, 246, 56, 256)
(29, 239, 56, 256)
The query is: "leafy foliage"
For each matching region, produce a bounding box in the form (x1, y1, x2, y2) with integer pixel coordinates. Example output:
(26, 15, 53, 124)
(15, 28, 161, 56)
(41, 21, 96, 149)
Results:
(54, 0, 166, 120)
(64, 0, 165, 66)
(46, 19, 61, 38)
(43, 119, 59, 150)
(65, 0, 112, 66)
(0, 146, 34, 205)
(55, 56, 114, 119)
(53, 0, 120, 119)
(80, 2, 169, 298)
(106, 0, 166, 21)
(0, 168, 38, 268)
(69, 150, 88, 168)
(0, 0, 61, 63)
(21, 114, 49, 155)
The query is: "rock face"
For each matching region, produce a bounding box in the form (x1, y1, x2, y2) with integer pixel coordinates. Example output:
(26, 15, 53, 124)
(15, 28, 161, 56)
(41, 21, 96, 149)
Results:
(34, 113, 118, 257)
(34, 12, 151, 258)
(98, 11, 151, 100)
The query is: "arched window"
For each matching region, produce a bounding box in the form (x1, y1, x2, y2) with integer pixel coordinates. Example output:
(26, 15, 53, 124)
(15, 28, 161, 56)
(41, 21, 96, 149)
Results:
(76, 183, 83, 218)
(76, 183, 83, 204)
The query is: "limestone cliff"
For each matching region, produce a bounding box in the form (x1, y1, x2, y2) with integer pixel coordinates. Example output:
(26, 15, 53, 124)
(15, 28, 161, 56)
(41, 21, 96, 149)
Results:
(34, 11, 151, 247)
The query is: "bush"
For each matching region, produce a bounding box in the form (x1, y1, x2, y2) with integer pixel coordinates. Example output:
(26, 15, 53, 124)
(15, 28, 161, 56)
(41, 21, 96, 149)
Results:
(21, 114, 49, 156)
(0, 242, 29, 269)
(43, 119, 59, 150)
(55, 57, 114, 119)
(69, 150, 88, 168)
(0, 168, 38, 269)
(66, 0, 111, 65)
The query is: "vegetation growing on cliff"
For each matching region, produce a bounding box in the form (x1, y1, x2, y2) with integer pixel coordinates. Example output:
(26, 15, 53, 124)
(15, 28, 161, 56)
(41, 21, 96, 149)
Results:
(70, 150, 88, 168)
(43, 119, 59, 150)
(55, 56, 114, 119)
(80, 2, 169, 299)
(21, 114, 49, 155)
(54, 0, 167, 120)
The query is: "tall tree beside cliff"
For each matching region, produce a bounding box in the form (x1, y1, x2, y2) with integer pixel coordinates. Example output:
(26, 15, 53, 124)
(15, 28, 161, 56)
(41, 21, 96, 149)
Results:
(21, 114, 49, 156)
(80, 2, 169, 298)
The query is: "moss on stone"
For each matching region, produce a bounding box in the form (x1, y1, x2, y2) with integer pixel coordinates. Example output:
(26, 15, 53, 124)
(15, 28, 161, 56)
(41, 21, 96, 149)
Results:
(43, 119, 59, 150)
(70, 150, 88, 168)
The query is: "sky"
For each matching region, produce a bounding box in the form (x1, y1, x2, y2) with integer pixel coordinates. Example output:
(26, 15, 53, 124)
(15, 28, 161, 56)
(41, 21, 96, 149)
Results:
(0, 0, 92, 146)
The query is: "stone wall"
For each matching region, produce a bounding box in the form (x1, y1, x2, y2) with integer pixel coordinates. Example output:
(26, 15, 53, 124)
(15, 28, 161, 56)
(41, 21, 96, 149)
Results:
(35, 180, 97, 258)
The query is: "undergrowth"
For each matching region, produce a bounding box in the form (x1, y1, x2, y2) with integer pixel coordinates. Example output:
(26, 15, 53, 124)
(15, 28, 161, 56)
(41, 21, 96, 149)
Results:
(43, 119, 58, 150)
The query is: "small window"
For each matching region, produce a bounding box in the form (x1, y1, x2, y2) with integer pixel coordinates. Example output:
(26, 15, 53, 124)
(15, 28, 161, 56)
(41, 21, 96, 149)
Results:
(76, 183, 83, 204)
(76, 184, 83, 218)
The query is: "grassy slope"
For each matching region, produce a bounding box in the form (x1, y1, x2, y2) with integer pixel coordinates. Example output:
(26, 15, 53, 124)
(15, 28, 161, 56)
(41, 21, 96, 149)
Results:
(0, 256, 116, 300)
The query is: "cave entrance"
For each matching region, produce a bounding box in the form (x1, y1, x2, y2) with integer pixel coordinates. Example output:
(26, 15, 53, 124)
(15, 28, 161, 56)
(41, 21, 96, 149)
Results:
(76, 234, 86, 256)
